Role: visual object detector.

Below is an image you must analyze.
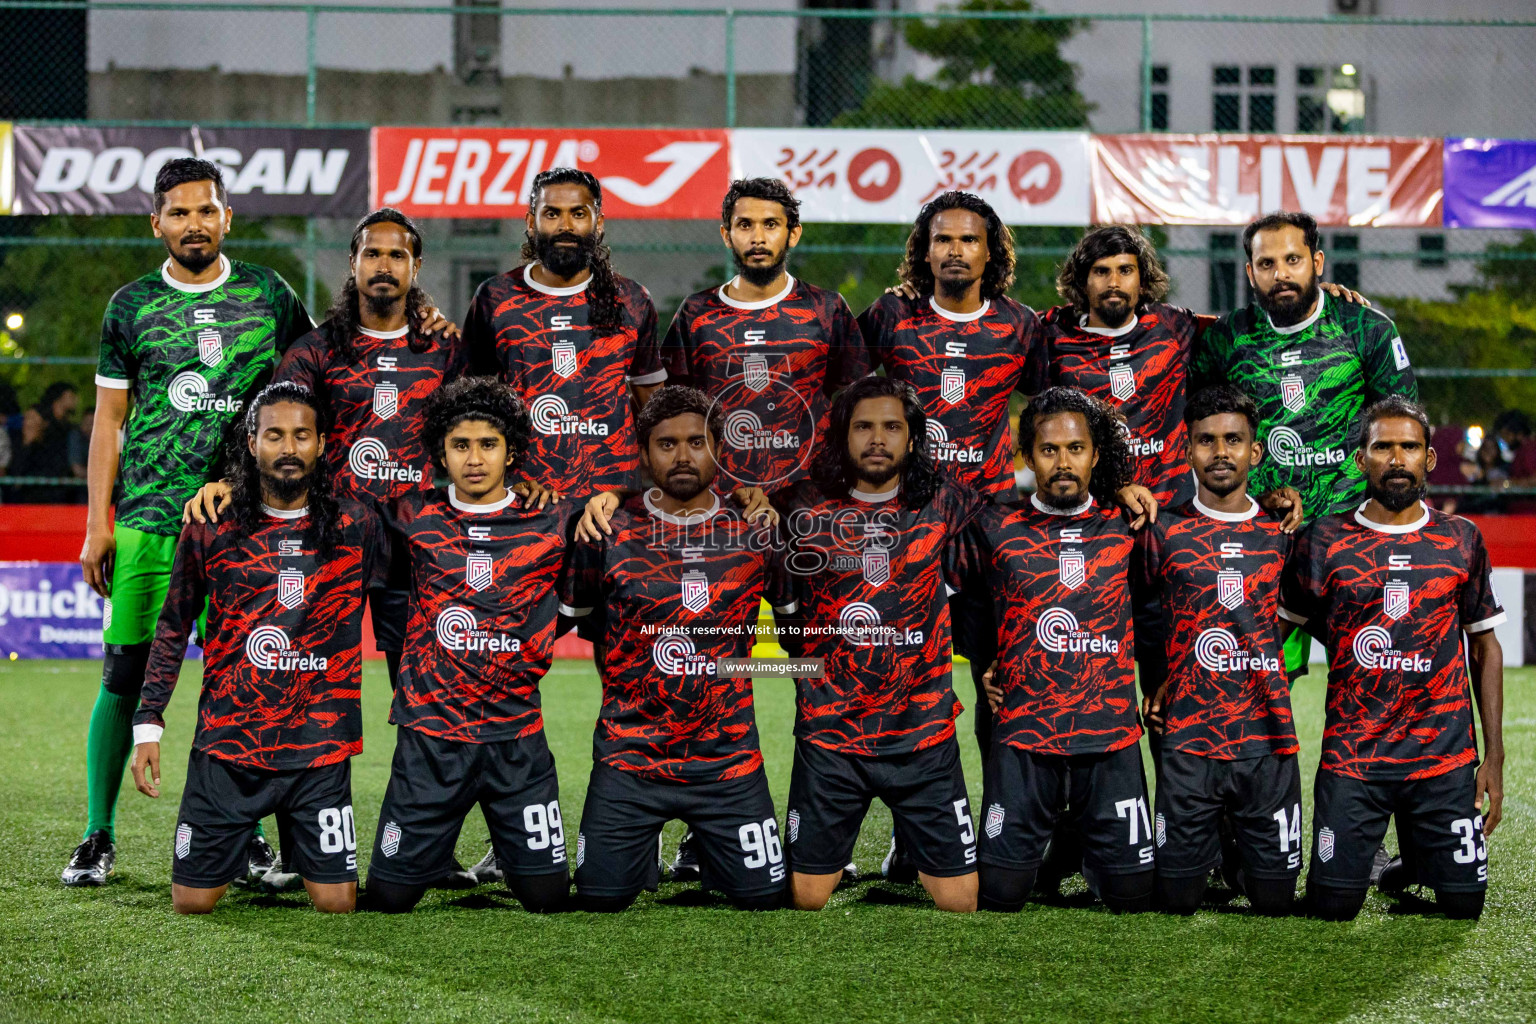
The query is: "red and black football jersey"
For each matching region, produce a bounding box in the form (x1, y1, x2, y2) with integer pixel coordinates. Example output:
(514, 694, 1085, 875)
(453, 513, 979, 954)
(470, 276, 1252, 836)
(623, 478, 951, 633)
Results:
(661, 276, 869, 492)
(1042, 303, 1198, 506)
(559, 491, 795, 783)
(1279, 503, 1506, 781)
(464, 263, 664, 498)
(780, 479, 982, 758)
(277, 323, 466, 502)
(966, 496, 1140, 756)
(379, 486, 579, 745)
(860, 293, 1046, 498)
(1132, 497, 1296, 759)
(135, 501, 388, 771)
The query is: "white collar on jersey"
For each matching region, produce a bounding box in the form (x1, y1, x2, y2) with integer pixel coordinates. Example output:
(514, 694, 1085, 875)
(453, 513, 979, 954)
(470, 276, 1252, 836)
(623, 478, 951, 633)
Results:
(644, 487, 721, 525)
(449, 484, 517, 514)
(1193, 493, 1261, 522)
(359, 323, 410, 340)
(1077, 312, 1137, 338)
(161, 254, 232, 294)
(262, 503, 308, 519)
(1267, 289, 1326, 336)
(929, 296, 990, 323)
(524, 262, 591, 297)
(850, 483, 900, 504)
(1031, 493, 1095, 517)
(717, 274, 795, 310)
(1353, 499, 1430, 534)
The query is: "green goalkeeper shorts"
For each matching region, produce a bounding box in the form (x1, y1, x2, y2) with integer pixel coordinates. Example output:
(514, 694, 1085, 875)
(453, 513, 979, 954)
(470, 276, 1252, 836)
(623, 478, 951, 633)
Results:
(101, 525, 180, 648)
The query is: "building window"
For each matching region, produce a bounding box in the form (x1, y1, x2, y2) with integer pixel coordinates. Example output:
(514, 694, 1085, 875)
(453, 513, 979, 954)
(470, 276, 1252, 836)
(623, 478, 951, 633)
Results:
(1150, 64, 1169, 130)
(1297, 64, 1367, 133)
(1212, 65, 1275, 132)
(1209, 233, 1242, 313)
(1330, 234, 1360, 291)
(1417, 234, 1448, 269)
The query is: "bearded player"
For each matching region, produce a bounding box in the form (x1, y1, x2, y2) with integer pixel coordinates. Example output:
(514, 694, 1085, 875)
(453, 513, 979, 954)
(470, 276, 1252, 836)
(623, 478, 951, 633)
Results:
(128, 382, 388, 913)
(1135, 386, 1301, 916)
(364, 378, 578, 914)
(1281, 397, 1503, 922)
(68, 157, 315, 888)
(779, 377, 983, 912)
(967, 387, 1153, 914)
(561, 387, 796, 911)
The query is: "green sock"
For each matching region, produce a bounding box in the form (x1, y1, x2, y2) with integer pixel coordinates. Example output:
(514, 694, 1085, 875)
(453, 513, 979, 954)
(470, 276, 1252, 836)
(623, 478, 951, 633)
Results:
(84, 686, 138, 842)
(1283, 630, 1312, 676)
(253, 820, 266, 840)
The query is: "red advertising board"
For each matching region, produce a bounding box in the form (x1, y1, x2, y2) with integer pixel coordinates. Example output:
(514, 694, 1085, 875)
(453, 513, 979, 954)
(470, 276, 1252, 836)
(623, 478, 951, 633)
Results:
(1091, 134, 1443, 227)
(370, 128, 730, 219)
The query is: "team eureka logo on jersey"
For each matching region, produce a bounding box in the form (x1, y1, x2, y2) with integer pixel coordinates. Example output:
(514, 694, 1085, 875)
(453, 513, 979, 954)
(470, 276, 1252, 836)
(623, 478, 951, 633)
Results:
(530, 394, 610, 437)
(379, 821, 402, 858)
(435, 605, 522, 653)
(193, 309, 223, 366)
(940, 366, 966, 405)
(551, 340, 578, 379)
(924, 420, 985, 465)
(1351, 625, 1431, 672)
(1217, 569, 1245, 609)
(723, 409, 803, 452)
(1265, 426, 1344, 468)
(244, 625, 329, 671)
(373, 381, 398, 419)
(167, 371, 242, 414)
(709, 354, 817, 488)
(466, 554, 495, 593)
(680, 569, 711, 612)
(1058, 528, 1085, 590)
(1194, 628, 1281, 673)
(1280, 374, 1306, 413)
(347, 437, 425, 483)
(277, 569, 305, 609)
(1034, 607, 1120, 654)
(838, 601, 922, 647)
(1126, 435, 1165, 457)
(651, 632, 715, 676)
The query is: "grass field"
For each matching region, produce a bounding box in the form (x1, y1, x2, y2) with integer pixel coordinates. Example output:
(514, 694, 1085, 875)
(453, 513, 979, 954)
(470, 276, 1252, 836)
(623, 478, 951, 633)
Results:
(2, 660, 1534, 1024)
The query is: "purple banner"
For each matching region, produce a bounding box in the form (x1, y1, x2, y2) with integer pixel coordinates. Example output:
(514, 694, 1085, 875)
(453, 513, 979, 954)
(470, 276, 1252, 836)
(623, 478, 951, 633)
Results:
(0, 562, 107, 658)
(1444, 138, 1536, 228)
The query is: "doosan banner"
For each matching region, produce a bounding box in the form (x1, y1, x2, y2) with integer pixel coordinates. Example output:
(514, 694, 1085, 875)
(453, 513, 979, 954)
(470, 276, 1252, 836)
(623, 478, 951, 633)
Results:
(370, 128, 730, 219)
(11, 125, 370, 216)
(1091, 134, 1443, 227)
(0, 562, 107, 659)
(731, 129, 1091, 225)
(1443, 138, 1536, 228)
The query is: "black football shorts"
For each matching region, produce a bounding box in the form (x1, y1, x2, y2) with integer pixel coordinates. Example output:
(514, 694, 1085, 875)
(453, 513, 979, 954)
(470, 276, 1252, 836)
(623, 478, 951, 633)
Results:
(979, 741, 1153, 876)
(786, 737, 977, 878)
(574, 762, 785, 901)
(368, 725, 567, 885)
(173, 748, 356, 888)
(1154, 748, 1303, 881)
(1309, 765, 1488, 894)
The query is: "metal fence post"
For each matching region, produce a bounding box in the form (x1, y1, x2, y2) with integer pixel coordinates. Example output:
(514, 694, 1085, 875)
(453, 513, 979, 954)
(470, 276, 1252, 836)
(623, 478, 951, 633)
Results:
(725, 7, 737, 129)
(1139, 14, 1153, 132)
(304, 220, 317, 314)
(305, 5, 318, 127)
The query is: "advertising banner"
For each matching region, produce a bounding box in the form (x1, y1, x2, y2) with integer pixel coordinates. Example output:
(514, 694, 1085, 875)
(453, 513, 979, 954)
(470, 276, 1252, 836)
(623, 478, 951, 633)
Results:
(371, 127, 730, 219)
(0, 562, 106, 659)
(731, 129, 1091, 224)
(10, 125, 370, 216)
(1443, 138, 1536, 228)
(1090, 134, 1443, 227)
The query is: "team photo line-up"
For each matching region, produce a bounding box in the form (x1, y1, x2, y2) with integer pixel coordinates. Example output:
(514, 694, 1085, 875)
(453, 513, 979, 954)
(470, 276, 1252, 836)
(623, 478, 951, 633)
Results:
(60, 155, 1502, 922)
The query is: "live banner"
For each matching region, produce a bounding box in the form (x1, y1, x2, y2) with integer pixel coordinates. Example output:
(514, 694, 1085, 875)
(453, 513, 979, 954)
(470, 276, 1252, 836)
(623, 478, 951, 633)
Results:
(10, 125, 370, 216)
(1443, 138, 1536, 228)
(1090, 134, 1443, 227)
(730, 129, 1091, 225)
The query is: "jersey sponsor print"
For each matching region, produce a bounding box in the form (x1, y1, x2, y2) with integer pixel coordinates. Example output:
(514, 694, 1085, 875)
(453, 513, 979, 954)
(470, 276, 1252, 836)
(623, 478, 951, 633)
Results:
(1042, 303, 1199, 507)
(277, 324, 466, 502)
(967, 496, 1140, 755)
(1192, 294, 1418, 519)
(780, 479, 982, 757)
(662, 277, 869, 491)
(464, 264, 664, 497)
(96, 257, 312, 535)
(1279, 505, 1505, 781)
(380, 487, 578, 744)
(1132, 497, 1296, 759)
(560, 491, 795, 782)
(861, 293, 1047, 498)
(134, 501, 388, 770)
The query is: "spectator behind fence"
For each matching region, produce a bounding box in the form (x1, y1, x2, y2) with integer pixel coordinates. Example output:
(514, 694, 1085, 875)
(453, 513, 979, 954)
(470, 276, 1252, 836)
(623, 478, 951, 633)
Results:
(9, 382, 82, 504)
(69, 407, 94, 480)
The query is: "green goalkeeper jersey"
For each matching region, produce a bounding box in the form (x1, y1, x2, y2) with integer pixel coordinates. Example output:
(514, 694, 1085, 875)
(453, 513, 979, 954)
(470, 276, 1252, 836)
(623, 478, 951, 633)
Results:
(95, 255, 312, 536)
(1191, 292, 1417, 521)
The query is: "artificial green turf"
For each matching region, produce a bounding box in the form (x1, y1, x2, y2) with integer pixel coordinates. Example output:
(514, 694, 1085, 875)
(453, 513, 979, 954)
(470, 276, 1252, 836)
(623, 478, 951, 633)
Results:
(2, 660, 1534, 1023)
